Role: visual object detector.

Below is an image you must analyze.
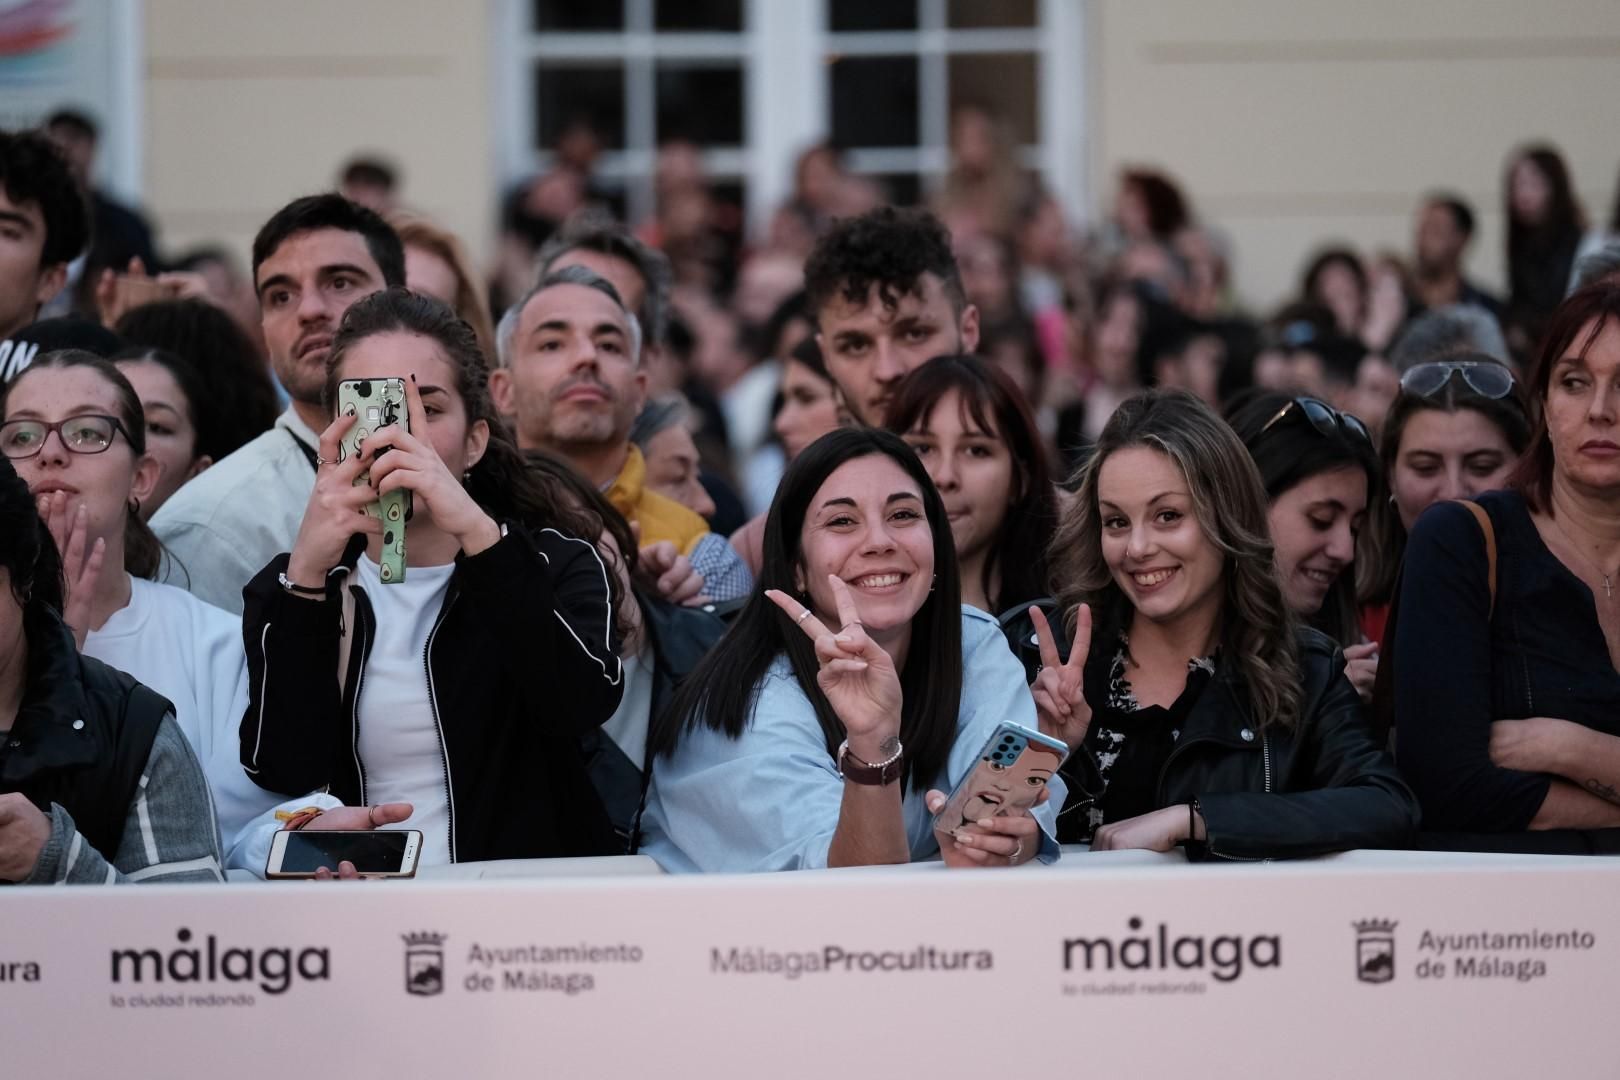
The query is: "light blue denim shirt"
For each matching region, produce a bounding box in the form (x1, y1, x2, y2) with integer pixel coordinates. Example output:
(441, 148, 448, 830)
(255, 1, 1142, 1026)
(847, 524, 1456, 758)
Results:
(641, 606, 1065, 873)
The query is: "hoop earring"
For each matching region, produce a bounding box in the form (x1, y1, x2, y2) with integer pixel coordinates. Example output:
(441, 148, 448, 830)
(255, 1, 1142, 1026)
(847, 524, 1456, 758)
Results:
(128, 496, 141, 517)
(929, 573, 937, 593)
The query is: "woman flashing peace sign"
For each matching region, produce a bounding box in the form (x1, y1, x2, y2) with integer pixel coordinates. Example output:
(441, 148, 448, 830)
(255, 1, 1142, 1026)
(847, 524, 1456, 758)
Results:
(642, 428, 1064, 872)
(1004, 390, 1416, 858)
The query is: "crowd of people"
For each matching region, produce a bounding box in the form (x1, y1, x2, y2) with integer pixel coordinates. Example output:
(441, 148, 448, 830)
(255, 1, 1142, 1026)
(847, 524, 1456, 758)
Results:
(4, 105, 1620, 886)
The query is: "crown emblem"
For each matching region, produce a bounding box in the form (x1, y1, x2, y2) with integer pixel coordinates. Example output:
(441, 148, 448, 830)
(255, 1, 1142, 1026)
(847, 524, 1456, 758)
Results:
(1352, 919, 1397, 935)
(402, 931, 447, 948)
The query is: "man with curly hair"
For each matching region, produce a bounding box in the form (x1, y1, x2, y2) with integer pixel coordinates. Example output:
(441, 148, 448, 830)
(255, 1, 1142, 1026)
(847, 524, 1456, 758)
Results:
(803, 206, 980, 426)
(0, 129, 89, 377)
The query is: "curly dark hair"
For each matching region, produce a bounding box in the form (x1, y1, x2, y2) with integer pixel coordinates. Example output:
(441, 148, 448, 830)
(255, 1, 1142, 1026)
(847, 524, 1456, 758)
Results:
(0, 129, 89, 268)
(803, 206, 965, 325)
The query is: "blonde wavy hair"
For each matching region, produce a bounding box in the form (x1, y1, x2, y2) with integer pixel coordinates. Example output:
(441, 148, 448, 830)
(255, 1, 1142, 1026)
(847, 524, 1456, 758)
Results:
(388, 213, 497, 365)
(1052, 389, 1303, 729)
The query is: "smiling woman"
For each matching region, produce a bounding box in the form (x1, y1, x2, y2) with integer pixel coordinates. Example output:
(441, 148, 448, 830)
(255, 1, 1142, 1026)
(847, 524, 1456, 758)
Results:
(1007, 389, 1416, 858)
(641, 427, 1065, 872)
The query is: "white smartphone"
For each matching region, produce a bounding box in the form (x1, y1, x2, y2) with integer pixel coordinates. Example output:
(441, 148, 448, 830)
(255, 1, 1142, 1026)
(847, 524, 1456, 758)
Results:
(265, 830, 422, 879)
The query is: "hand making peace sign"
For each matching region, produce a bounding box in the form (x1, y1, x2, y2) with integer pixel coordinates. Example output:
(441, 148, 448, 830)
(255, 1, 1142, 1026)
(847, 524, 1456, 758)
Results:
(1029, 602, 1093, 753)
(766, 575, 902, 750)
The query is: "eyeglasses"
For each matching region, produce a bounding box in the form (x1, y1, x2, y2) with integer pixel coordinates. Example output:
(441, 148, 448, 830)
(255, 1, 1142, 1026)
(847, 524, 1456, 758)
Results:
(1399, 360, 1516, 401)
(0, 415, 131, 460)
(1258, 396, 1372, 447)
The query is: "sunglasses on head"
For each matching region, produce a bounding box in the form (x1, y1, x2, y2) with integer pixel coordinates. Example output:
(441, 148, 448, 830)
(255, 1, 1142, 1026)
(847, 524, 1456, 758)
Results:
(1259, 396, 1372, 447)
(1398, 360, 1516, 401)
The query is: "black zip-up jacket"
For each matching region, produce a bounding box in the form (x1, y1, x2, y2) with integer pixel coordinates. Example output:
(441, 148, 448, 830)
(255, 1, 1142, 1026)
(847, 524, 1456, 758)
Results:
(240, 524, 625, 861)
(1001, 602, 1419, 859)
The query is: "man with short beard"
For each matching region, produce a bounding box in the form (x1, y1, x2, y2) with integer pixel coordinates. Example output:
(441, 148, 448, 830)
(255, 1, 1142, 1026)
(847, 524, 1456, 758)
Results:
(492, 266, 752, 602)
(152, 195, 404, 613)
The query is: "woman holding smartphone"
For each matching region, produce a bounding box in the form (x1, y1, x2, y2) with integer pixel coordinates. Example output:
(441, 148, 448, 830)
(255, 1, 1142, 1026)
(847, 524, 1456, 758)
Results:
(1007, 389, 1415, 856)
(642, 427, 1070, 873)
(240, 288, 626, 867)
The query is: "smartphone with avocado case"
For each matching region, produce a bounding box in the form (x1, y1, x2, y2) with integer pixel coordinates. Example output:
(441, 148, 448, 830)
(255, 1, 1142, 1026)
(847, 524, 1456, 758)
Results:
(931, 722, 1067, 838)
(336, 377, 409, 584)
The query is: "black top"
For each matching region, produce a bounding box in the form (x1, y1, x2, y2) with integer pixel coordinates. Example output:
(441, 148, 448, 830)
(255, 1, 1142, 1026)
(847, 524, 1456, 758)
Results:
(1395, 490, 1620, 832)
(1074, 634, 1214, 841)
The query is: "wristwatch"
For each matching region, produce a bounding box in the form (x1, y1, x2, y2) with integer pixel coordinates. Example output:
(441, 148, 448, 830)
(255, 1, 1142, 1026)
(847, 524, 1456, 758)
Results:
(837, 737, 904, 786)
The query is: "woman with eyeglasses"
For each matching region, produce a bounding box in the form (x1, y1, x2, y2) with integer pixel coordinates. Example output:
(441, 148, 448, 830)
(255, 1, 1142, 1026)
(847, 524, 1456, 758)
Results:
(0, 453, 226, 883)
(1358, 356, 1530, 647)
(1001, 389, 1414, 854)
(0, 350, 347, 873)
(1227, 391, 1381, 702)
(1396, 285, 1620, 847)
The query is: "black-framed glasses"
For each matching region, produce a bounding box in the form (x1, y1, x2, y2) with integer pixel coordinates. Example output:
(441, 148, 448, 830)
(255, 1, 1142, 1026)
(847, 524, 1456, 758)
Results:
(0, 415, 131, 460)
(1399, 360, 1516, 401)
(1258, 396, 1372, 447)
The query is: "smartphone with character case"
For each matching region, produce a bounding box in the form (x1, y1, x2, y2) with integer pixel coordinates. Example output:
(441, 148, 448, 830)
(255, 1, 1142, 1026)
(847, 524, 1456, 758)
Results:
(336, 377, 410, 584)
(931, 722, 1067, 838)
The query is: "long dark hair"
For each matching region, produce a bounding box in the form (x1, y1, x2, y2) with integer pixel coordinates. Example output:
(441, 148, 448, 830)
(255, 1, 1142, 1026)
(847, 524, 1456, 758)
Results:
(1227, 389, 1379, 647)
(882, 354, 1057, 614)
(648, 428, 963, 792)
(0, 349, 164, 580)
(0, 455, 65, 615)
(1507, 283, 1620, 512)
(1052, 389, 1303, 729)
(1361, 357, 1531, 606)
(323, 288, 625, 615)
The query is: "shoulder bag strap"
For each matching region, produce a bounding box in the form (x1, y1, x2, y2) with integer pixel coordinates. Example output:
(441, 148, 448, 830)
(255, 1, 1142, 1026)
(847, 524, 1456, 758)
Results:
(1458, 500, 1498, 620)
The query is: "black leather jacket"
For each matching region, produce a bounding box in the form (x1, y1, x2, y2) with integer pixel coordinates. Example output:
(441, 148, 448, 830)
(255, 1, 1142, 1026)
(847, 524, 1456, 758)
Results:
(1001, 601, 1419, 859)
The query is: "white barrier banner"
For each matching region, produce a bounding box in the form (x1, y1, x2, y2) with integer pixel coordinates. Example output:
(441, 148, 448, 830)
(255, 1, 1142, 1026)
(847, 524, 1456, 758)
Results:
(4, 858, 1619, 1077)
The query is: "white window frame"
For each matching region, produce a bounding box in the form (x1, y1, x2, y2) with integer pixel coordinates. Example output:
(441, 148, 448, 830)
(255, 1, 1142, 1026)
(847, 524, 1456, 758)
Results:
(492, 0, 1087, 240)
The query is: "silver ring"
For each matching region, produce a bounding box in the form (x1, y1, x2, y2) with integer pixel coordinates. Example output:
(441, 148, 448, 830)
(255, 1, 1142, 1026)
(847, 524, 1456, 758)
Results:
(1010, 841, 1023, 865)
(796, 610, 812, 623)
(315, 455, 332, 466)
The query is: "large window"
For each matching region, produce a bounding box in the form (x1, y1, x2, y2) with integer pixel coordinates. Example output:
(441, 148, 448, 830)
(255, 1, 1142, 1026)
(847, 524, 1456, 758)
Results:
(496, 0, 1086, 234)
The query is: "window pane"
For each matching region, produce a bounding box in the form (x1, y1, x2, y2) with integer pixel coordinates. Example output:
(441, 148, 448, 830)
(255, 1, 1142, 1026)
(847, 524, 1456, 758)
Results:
(535, 65, 625, 151)
(829, 0, 917, 32)
(946, 0, 1036, 28)
(655, 0, 743, 31)
(534, 0, 624, 31)
(948, 53, 1038, 146)
(656, 64, 744, 146)
(830, 56, 919, 148)
(868, 173, 922, 208)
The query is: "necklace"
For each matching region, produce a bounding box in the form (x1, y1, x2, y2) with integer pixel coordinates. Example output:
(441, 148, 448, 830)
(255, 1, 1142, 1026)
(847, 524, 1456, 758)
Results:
(1548, 513, 1620, 599)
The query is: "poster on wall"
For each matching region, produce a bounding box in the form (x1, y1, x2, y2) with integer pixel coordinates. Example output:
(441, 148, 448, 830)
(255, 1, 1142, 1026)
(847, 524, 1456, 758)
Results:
(0, 0, 142, 200)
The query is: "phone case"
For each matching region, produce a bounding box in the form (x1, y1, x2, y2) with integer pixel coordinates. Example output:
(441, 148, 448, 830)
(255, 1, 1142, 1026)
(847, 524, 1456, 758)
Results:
(265, 829, 422, 878)
(930, 722, 1068, 837)
(336, 378, 410, 584)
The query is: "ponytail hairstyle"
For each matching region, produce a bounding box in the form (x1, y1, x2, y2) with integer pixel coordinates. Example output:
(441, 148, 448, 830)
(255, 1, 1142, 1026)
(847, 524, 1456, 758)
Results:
(323, 288, 626, 617)
(0, 349, 164, 580)
(0, 455, 65, 616)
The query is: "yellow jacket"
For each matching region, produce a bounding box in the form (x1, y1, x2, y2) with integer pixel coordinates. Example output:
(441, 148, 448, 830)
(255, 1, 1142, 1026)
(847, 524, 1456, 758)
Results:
(605, 445, 710, 556)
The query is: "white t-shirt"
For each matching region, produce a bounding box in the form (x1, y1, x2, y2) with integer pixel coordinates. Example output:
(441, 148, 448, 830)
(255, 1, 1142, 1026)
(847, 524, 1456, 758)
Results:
(601, 644, 653, 769)
(83, 575, 332, 873)
(353, 553, 456, 866)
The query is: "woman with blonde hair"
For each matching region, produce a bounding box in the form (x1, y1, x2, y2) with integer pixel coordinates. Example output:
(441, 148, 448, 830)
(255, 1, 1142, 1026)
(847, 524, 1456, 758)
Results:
(1004, 389, 1415, 857)
(390, 213, 498, 364)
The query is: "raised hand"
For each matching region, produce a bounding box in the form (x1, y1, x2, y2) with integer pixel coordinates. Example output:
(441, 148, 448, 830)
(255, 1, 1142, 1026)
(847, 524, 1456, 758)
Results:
(285, 411, 383, 589)
(1029, 603, 1093, 753)
(365, 375, 501, 556)
(39, 493, 106, 648)
(766, 575, 901, 753)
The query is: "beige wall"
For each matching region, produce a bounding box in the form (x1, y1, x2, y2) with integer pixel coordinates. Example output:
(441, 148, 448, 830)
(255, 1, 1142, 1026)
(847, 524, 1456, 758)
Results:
(1089, 0, 1620, 311)
(144, 0, 494, 277)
